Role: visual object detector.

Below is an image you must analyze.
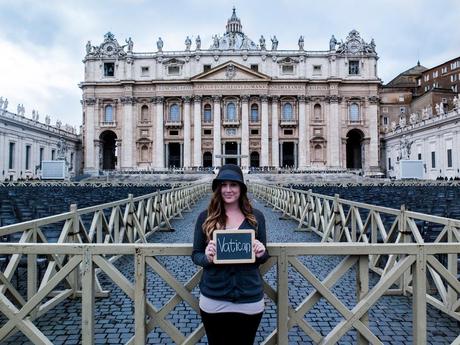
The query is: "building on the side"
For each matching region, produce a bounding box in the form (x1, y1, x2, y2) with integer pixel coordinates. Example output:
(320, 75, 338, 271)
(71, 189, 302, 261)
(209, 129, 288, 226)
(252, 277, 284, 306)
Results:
(0, 105, 81, 181)
(80, 9, 381, 175)
(417, 56, 460, 95)
(382, 104, 460, 180)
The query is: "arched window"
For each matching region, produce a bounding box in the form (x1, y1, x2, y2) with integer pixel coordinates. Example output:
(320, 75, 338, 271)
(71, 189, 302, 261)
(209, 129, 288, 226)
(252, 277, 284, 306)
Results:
(349, 103, 360, 122)
(282, 103, 293, 121)
(104, 105, 113, 123)
(226, 102, 236, 122)
(250, 104, 259, 122)
(314, 104, 322, 121)
(169, 103, 180, 122)
(141, 105, 149, 122)
(141, 145, 149, 161)
(203, 104, 212, 123)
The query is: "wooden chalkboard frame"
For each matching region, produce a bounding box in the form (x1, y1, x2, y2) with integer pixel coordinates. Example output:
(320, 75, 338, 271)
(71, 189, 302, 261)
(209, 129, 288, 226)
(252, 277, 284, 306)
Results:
(213, 229, 255, 264)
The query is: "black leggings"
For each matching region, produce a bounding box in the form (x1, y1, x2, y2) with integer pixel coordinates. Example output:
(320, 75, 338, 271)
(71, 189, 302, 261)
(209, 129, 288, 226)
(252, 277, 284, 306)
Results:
(200, 309, 263, 345)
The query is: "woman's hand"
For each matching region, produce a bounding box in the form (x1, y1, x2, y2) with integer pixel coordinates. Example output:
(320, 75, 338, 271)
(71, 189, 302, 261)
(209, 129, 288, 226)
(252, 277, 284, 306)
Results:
(253, 239, 266, 258)
(205, 240, 216, 263)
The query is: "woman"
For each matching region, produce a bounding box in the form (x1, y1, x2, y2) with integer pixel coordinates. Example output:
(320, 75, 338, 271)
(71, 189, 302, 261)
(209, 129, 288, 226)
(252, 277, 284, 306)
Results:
(192, 164, 269, 345)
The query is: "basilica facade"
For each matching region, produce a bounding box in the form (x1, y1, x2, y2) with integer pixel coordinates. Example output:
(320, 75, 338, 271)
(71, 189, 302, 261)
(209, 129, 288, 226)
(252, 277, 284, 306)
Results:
(80, 9, 380, 175)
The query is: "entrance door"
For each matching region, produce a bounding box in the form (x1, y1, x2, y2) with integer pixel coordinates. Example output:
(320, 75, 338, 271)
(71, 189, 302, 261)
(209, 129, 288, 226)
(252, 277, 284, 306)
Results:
(203, 152, 212, 168)
(100, 131, 117, 170)
(224, 142, 238, 165)
(250, 152, 260, 168)
(282, 142, 295, 167)
(168, 143, 181, 168)
(346, 129, 363, 169)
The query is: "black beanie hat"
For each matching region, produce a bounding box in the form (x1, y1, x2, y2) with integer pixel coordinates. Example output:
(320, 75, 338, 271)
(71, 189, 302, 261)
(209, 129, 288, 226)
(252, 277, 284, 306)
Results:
(212, 164, 247, 193)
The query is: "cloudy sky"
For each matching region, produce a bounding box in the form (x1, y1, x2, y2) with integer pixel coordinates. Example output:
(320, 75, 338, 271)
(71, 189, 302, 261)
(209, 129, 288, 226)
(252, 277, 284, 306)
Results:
(0, 0, 459, 128)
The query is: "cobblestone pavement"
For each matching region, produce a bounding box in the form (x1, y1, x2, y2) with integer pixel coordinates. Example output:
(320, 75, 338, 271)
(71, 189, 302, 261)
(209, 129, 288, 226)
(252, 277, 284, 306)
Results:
(1, 195, 459, 344)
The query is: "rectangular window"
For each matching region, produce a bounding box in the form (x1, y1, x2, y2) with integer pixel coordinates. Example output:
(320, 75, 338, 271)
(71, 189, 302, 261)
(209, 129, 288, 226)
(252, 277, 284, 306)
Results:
(417, 79, 421, 86)
(424, 85, 429, 92)
(51, 149, 56, 160)
(25, 145, 31, 170)
(70, 152, 74, 171)
(168, 66, 180, 75)
(250, 129, 259, 135)
(453, 85, 458, 92)
(141, 66, 149, 76)
(250, 64, 259, 72)
(349, 61, 359, 75)
(203, 64, 211, 72)
(203, 129, 212, 135)
(39, 147, 44, 169)
(8, 142, 15, 169)
(418, 153, 422, 160)
(383, 117, 388, 125)
(451, 74, 458, 82)
(169, 130, 179, 136)
(447, 149, 453, 168)
(388, 158, 392, 170)
(281, 65, 294, 74)
(432, 71, 438, 78)
(313, 65, 322, 75)
(441, 67, 447, 74)
(284, 129, 293, 135)
(431, 151, 436, 168)
(104, 62, 115, 77)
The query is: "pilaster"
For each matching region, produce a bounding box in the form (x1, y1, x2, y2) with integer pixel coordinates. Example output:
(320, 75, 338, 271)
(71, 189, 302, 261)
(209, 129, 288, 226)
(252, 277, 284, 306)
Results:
(155, 96, 164, 168)
(182, 96, 192, 168)
(271, 96, 279, 168)
(193, 95, 202, 167)
(298, 95, 307, 168)
(121, 96, 135, 169)
(260, 95, 269, 167)
(213, 95, 222, 167)
(241, 95, 250, 168)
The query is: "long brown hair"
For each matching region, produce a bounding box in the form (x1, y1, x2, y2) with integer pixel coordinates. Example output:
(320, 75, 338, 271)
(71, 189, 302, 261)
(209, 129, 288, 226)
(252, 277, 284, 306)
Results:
(202, 184, 257, 241)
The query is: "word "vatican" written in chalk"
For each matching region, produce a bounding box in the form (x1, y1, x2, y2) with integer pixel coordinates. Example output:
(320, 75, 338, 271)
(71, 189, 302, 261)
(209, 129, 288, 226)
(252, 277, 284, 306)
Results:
(217, 237, 251, 254)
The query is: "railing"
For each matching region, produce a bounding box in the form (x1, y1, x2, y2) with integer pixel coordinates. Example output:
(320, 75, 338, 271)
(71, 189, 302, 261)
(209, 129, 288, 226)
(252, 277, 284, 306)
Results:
(0, 243, 459, 344)
(250, 183, 460, 323)
(0, 183, 208, 308)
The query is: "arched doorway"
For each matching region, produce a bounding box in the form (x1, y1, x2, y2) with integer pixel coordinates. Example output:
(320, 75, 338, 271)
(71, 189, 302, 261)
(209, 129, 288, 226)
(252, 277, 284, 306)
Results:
(250, 152, 260, 168)
(346, 129, 364, 169)
(167, 143, 181, 168)
(281, 142, 295, 167)
(224, 142, 238, 165)
(203, 152, 212, 168)
(100, 131, 117, 170)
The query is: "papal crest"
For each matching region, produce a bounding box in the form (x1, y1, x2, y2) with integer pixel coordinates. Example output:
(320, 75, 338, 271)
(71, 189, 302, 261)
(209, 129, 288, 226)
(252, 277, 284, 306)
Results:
(225, 64, 236, 79)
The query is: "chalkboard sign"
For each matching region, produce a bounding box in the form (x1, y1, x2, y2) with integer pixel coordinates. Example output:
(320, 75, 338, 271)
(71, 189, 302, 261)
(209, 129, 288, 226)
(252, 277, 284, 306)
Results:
(213, 229, 255, 264)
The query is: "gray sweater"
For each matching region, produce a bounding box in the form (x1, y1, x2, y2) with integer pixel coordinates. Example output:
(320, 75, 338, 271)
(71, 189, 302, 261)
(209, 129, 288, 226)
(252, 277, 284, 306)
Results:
(192, 208, 270, 303)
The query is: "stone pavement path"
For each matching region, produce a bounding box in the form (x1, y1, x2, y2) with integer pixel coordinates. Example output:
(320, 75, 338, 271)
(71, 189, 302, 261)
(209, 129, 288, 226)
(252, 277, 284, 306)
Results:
(1, 195, 459, 344)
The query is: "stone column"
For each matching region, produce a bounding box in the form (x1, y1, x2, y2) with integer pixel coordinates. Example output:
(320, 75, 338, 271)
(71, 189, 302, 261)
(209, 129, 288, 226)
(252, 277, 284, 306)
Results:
(213, 96, 222, 167)
(327, 95, 340, 167)
(193, 95, 202, 167)
(182, 96, 192, 168)
(271, 96, 279, 168)
(115, 139, 122, 170)
(298, 95, 307, 168)
(368, 96, 379, 171)
(121, 96, 134, 169)
(83, 98, 97, 174)
(260, 95, 269, 167)
(241, 95, 250, 168)
(155, 97, 164, 168)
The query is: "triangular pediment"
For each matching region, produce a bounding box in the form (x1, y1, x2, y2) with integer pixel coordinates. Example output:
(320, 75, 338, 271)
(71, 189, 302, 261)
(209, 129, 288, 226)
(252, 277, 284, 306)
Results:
(191, 61, 271, 82)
